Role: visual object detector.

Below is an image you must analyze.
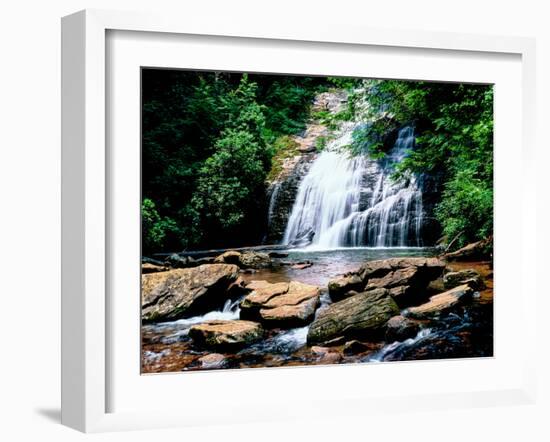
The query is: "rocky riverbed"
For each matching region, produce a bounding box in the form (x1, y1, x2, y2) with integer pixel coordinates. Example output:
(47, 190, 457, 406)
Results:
(141, 242, 493, 373)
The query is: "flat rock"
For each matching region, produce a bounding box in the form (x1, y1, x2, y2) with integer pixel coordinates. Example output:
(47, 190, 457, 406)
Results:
(241, 280, 320, 327)
(142, 262, 170, 274)
(189, 320, 263, 349)
(405, 284, 474, 319)
(141, 264, 240, 322)
(307, 288, 399, 345)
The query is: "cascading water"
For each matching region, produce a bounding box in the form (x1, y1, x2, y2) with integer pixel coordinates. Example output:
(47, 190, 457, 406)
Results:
(283, 124, 424, 249)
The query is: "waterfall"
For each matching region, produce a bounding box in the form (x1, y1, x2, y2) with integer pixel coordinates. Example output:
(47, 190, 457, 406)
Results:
(283, 125, 424, 249)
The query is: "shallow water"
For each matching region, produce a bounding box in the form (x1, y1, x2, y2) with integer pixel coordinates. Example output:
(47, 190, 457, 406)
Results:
(246, 247, 435, 287)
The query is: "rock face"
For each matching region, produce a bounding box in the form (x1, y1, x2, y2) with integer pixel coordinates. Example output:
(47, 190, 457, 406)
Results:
(141, 264, 240, 322)
(240, 280, 320, 328)
(405, 284, 474, 319)
(266, 154, 317, 243)
(189, 320, 264, 350)
(327, 257, 445, 307)
(443, 269, 486, 290)
(307, 289, 400, 345)
(385, 315, 422, 342)
(214, 250, 272, 269)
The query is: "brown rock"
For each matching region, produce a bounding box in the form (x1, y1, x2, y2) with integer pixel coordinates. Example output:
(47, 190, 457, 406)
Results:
(240, 280, 320, 327)
(142, 262, 170, 274)
(405, 284, 474, 319)
(189, 320, 263, 349)
(443, 269, 486, 291)
(141, 264, 240, 322)
(198, 353, 228, 369)
(307, 289, 400, 345)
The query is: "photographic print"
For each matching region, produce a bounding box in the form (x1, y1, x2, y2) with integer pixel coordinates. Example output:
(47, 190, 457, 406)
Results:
(141, 70, 493, 373)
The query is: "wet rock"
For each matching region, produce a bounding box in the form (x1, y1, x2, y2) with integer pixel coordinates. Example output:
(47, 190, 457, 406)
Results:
(142, 262, 170, 274)
(342, 340, 370, 356)
(307, 288, 400, 345)
(443, 269, 485, 291)
(189, 320, 264, 350)
(142, 256, 167, 266)
(318, 352, 342, 364)
(405, 284, 474, 319)
(381, 330, 484, 361)
(165, 253, 196, 268)
(385, 315, 421, 342)
(328, 274, 364, 301)
(240, 281, 320, 328)
(198, 353, 228, 369)
(141, 264, 240, 322)
(268, 252, 289, 258)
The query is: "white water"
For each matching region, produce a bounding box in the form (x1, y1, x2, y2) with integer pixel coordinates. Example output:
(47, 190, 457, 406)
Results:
(144, 298, 241, 344)
(283, 124, 424, 248)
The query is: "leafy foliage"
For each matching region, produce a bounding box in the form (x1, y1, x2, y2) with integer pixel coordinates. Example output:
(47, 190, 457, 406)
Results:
(141, 70, 324, 253)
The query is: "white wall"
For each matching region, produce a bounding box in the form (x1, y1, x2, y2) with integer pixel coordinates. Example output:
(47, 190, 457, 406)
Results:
(0, 1, 547, 440)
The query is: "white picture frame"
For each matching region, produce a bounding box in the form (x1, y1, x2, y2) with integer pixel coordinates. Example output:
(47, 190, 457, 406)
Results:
(61, 8, 537, 433)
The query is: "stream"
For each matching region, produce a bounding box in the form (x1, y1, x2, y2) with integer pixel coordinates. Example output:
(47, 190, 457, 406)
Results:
(142, 248, 493, 373)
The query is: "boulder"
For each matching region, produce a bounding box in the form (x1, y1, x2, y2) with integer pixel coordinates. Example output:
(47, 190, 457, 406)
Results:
(213, 250, 242, 265)
(443, 269, 486, 291)
(359, 257, 445, 281)
(189, 320, 263, 350)
(141, 264, 240, 322)
(239, 251, 272, 269)
(307, 289, 400, 345)
(198, 353, 228, 369)
(327, 257, 445, 306)
(385, 315, 421, 342)
(214, 250, 272, 269)
(240, 280, 320, 328)
(328, 274, 364, 301)
(405, 284, 474, 319)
